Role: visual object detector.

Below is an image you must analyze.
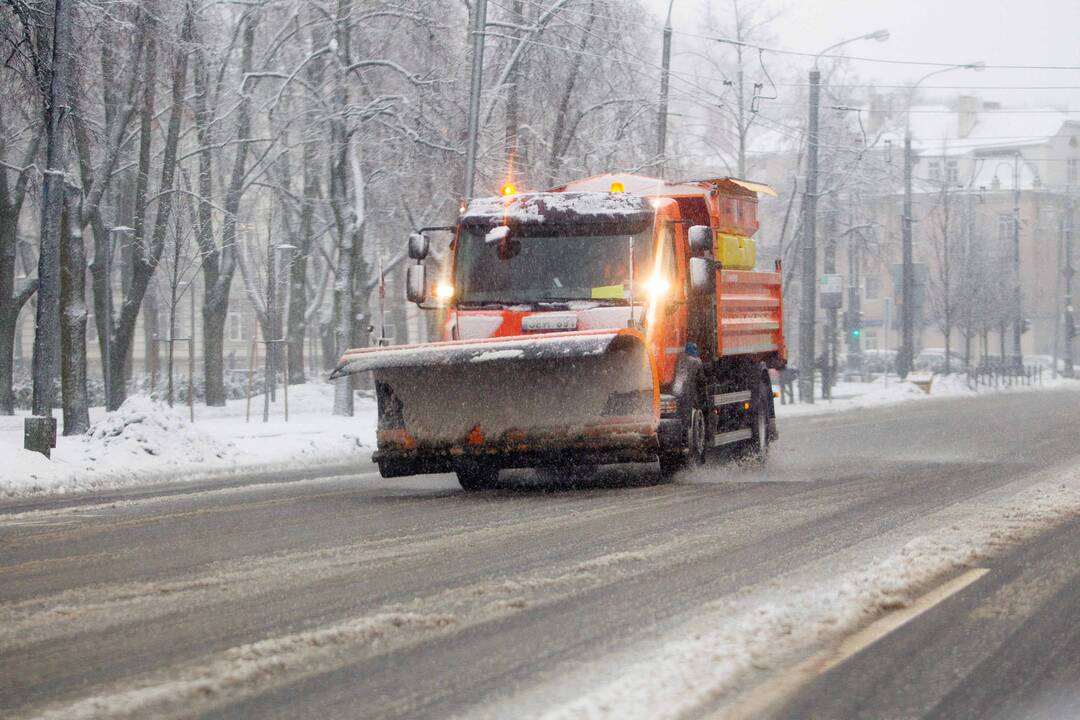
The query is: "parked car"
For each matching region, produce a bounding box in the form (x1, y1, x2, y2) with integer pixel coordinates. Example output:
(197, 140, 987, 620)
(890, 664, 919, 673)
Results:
(862, 349, 897, 374)
(915, 348, 967, 373)
(1025, 354, 1065, 373)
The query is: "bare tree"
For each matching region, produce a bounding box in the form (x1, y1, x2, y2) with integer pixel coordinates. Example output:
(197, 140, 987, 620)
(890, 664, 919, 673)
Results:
(0, 102, 41, 414)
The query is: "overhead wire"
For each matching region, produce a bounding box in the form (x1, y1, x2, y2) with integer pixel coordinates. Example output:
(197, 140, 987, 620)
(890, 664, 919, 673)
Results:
(487, 0, 1080, 71)
(480, 0, 1076, 172)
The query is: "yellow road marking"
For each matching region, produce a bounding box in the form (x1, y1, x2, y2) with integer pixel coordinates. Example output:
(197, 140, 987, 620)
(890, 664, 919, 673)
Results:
(723, 568, 990, 720)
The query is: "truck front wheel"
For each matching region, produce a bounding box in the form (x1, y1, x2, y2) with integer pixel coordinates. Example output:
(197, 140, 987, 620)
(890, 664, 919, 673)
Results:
(659, 391, 707, 480)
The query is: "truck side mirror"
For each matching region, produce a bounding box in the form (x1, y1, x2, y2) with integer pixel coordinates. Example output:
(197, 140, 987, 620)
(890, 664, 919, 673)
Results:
(406, 264, 427, 304)
(689, 256, 714, 295)
(689, 225, 712, 254)
(408, 232, 429, 260)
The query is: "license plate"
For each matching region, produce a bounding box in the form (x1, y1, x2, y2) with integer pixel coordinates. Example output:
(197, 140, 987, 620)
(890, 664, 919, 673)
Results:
(522, 314, 577, 332)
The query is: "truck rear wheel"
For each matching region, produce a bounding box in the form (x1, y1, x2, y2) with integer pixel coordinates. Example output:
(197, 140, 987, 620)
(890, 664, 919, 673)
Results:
(743, 378, 771, 460)
(456, 463, 499, 491)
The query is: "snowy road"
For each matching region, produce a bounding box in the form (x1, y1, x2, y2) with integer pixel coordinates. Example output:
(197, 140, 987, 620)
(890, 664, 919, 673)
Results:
(3, 389, 1080, 719)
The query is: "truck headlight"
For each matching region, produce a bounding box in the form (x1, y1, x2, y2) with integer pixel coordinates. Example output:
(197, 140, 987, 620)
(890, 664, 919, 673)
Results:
(644, 275, 670, 300)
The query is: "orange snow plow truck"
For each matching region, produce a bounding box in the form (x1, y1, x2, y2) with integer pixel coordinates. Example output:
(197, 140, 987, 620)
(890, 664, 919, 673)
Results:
(330, 173, 786, 489)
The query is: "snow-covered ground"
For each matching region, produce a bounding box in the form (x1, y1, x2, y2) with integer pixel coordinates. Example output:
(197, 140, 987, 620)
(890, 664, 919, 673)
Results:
(0, 383, 376, 498)
(775, 372, 1080, 419)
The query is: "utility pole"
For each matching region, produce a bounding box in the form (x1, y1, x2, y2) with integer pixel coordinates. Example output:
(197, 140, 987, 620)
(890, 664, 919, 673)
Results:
(792, 30, 888, 401)
(846, 207, 862, 376)
(656, 0, 675, 179)
(26, 0, 70, 456)
(1065, 192, 1075, 378)
(824, 209, 837, 398)
(798, 68, 820, 403)
(462, 0, 488, 199)
(898, 62, 983, 379)
(899, 131, 915, 378)
(1011, 152, 1023, 368)
(264, 228, 276, 422)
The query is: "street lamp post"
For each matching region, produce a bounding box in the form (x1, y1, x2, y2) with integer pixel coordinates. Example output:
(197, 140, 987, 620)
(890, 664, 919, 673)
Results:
(462, 0, 488, 199)
(656, 0, 675, 178)
(798, 29, 888, 404)
(1064, 191, 1075, 378)
(898, 62, 984, 378)
(1010, 153, 1024, 368)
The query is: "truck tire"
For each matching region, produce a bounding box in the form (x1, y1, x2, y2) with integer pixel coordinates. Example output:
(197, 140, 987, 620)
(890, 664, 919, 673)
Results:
(659, 387, 707, 481)
(456, 463, 499, 491)
(744, 378, 771, 460)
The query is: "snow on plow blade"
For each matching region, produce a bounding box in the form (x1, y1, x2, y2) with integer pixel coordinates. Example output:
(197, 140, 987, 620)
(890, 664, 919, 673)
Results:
(331, 329, 660, 476)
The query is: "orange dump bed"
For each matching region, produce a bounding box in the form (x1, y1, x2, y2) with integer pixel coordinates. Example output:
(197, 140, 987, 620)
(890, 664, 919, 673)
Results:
(717, 267, 786, 361)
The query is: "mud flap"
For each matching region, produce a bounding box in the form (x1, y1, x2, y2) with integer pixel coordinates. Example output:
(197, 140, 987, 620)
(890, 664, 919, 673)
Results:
(332, 330, 660, 471)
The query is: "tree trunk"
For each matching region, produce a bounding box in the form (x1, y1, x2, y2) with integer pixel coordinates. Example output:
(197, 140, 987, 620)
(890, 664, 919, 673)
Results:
(30, 0, 71, 423)
(144, 282, 160, 383)
(60, 184, 89, 434)
(203, 304, 227, 402)
(286, 238, 309, 385)
(107, 6, 192, 409)
(196, 11, 254, 405)
(0, 217, 37, 415)
(0, 108, 41, 415)
(331, 4, 355, 416)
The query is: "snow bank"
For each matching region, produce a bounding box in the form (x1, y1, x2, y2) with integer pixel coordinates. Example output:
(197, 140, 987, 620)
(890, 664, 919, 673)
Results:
(776, 373, 1080, 419)
(0, 383, 375, 499)
(85, 397, 230, 462)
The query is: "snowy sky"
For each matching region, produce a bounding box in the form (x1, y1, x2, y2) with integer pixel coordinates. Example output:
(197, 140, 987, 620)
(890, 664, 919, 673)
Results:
(642, 0, 1080, 108)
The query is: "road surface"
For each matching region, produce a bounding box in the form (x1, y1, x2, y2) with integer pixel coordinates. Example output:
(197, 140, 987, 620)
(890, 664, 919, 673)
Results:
(3, 388, 1080, 719)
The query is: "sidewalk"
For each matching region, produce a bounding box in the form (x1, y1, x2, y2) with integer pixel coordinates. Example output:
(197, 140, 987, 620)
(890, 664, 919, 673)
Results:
(1, 383, 376, 498)
(775, 373, 1080, 419)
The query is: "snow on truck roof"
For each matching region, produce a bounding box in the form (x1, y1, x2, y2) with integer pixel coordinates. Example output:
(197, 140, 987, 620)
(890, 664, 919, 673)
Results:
(462, 191, 652, 226)
(556, 173, 777, 198)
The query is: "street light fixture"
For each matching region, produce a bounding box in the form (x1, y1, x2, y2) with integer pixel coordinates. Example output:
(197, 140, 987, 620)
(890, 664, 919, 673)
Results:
(897, 62, 983, 378)
(798, 29, 889, 404)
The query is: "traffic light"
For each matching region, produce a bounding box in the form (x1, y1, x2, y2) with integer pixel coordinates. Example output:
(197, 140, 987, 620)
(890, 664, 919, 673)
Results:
(850, 311, 863, 339)
(1022, 318, 1031, 334)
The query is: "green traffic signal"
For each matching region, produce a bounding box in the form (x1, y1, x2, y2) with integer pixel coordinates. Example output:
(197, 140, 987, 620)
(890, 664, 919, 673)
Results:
(851, 328, 861, 338)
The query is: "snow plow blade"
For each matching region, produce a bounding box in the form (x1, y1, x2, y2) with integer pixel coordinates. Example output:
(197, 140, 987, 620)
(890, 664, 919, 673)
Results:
(331, 329, 660, 477)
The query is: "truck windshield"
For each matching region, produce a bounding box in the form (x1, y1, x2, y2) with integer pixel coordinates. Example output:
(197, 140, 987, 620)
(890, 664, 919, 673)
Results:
(454, 226, 655, 304)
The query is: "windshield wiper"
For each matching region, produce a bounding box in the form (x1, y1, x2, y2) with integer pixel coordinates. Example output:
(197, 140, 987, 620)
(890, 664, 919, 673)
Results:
(458, 300, 534, 309)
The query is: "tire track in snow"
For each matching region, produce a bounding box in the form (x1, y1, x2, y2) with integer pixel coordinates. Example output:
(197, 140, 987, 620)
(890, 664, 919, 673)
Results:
(0, 489, 700, 651)
(13, 543, 687, 720)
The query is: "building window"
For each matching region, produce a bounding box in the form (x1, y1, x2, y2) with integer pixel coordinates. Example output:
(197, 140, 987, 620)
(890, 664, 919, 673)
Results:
(998, 214, 1013, 243)
(927, 160, 941, 182)
(946, 160, 959, 185)
(228, 312, 244, 341)
(1068, 158, 1079, 185)
(864, 275, 881, 301)
(863, 330, 878, 350)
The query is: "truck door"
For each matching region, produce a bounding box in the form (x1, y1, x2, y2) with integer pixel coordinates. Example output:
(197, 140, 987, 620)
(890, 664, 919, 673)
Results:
(649, 220, 686, 386)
